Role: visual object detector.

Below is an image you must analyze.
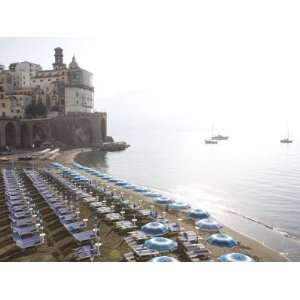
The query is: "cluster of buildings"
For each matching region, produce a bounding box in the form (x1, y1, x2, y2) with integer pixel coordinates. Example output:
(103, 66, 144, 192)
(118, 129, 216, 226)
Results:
(0, 47, 94, 119)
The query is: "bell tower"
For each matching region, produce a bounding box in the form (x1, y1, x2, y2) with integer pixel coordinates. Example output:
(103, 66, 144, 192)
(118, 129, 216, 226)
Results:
(53, 47, 66, 70)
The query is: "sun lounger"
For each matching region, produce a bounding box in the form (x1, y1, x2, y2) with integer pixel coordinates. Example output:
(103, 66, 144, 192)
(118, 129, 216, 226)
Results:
(72, 230, 96, 242)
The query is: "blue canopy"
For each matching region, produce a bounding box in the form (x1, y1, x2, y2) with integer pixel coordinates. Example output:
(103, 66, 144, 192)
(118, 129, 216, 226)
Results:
(195, 218, 223, 231)
(141, 222, 169, 236)
(102, 175, 113, 180)
(108, 178, 119, 183)
(218, 253, 254, 262)
(115, 180, 128, 186)
(154, 197, 175, 205)
(207, 233, 238, 248)
(144, 237, 178, 252)
(150, 256, 178, 262)
(188, 208, 210, 220)
(123, 184, 137, 190)
(133, 186, 149, 193)
(144, 191, 162, 198)
(169, 202, 191, 210)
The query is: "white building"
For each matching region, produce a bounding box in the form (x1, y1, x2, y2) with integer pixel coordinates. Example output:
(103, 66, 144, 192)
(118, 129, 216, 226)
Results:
(0, 47, 94, 119)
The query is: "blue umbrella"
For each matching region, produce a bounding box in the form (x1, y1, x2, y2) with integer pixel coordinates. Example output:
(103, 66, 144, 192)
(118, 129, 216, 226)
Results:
(144, 191, 162, 198)
(169, 202, 191, 210)
(195, 218, 223, 231)
(108, 178, 119, 183)
(133, 186, 149, 193)
(123, 184, 137, 190)
(154, 197, 175, 205)
(150, 256, 178, 262)
(102, 175, 113, 180)
(188, 208, 210, 220)
(218, 253, 254, 262)
(207, 233, 238, 248)
(141, 222, 169, 236)
(144, 237, 178, 252)
(115, 180, 129, 186)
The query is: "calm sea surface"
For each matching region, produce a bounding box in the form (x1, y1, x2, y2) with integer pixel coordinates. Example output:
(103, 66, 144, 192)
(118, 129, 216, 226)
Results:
(77, 100, 300, 261)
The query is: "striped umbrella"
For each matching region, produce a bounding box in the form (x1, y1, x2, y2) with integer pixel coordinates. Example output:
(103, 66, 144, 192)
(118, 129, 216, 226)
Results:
(144, 237, 178, 252)
(188, 208, 210, 220)
(141, 222, 169, 236)
(150, 256, 178, 262)
(195, 218, 223, 232)
(169, 202, 191, 211)
(218, 253, 254, 262)
(207, 233, 238, 248)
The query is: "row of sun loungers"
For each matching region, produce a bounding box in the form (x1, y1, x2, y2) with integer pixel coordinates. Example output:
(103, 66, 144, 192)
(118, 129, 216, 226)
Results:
(2, 168, 43, 250)
(24, 169, 100, 260)
(46, 165, 211, 262)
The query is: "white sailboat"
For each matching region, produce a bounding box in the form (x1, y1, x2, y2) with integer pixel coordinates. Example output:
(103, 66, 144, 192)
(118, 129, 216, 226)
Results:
(280, 124, 293, 144)
(205, 123, 218, 144)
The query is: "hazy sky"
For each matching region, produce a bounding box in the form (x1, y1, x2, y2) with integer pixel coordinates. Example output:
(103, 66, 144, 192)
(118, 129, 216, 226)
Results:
(1, 1, 300, 133)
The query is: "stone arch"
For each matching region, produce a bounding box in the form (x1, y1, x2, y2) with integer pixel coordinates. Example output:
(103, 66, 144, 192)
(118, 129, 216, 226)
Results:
(32, 123, 48, 148)
(5, 122, 17, 147)
(20, 123, 32, 148)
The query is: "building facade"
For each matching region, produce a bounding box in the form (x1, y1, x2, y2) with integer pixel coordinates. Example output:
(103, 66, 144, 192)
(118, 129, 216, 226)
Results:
(0, 47, 94, 118)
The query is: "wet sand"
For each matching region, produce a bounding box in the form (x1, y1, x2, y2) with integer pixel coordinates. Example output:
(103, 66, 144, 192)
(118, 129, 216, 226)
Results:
(55, 148, 287, 262)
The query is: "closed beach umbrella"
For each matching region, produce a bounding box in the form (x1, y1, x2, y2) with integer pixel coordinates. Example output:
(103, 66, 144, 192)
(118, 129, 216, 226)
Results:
(169, 202, 191, 210)
(144, 237, 178, 252)
(195, 218, 223, 232)
(141, 222, 169, 236)
(154, 197, 174, 205)
(218, 253, 254, 262)
(207, 233, 238, 248)
(150, 256, 178, 262)
(188, 208, 210, 220)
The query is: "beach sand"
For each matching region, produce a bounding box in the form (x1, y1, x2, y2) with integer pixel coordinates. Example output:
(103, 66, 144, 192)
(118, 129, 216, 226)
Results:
(55, 148, 287, 262)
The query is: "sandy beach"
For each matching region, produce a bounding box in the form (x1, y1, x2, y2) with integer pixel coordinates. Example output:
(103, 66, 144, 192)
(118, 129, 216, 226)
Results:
(55, 148, 288, 262)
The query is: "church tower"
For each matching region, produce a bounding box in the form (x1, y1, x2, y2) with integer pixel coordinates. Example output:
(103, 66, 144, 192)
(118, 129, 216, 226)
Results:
(52, 47, 66, 70)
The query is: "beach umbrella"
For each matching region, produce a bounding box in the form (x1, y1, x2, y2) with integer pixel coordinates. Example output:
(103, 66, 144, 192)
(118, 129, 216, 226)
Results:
(154, 197, 175, 205)
(97, 173, 108, 178)
(123, 184, 137, 190)
(144, 237, 178, 252)
(115, 180, 129, 186)
(133, 186, 149, 193)
(218, 253, 254, 262)
(207, 233, 238, 248)
(143, 191, 162, 198)
(169, 202, 191, 211)
(188, 208, 210, 220)
(141, 222, 169, 236)
(108, 178, 119, 183)
(195, 218, 223, 232)
(102, 175, 113, 180)
(150, 256, 178, 262)
(90, 170, 100, 176)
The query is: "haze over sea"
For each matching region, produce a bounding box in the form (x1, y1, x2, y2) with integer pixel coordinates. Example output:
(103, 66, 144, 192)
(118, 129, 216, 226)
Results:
(74, 92, 300, 261)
